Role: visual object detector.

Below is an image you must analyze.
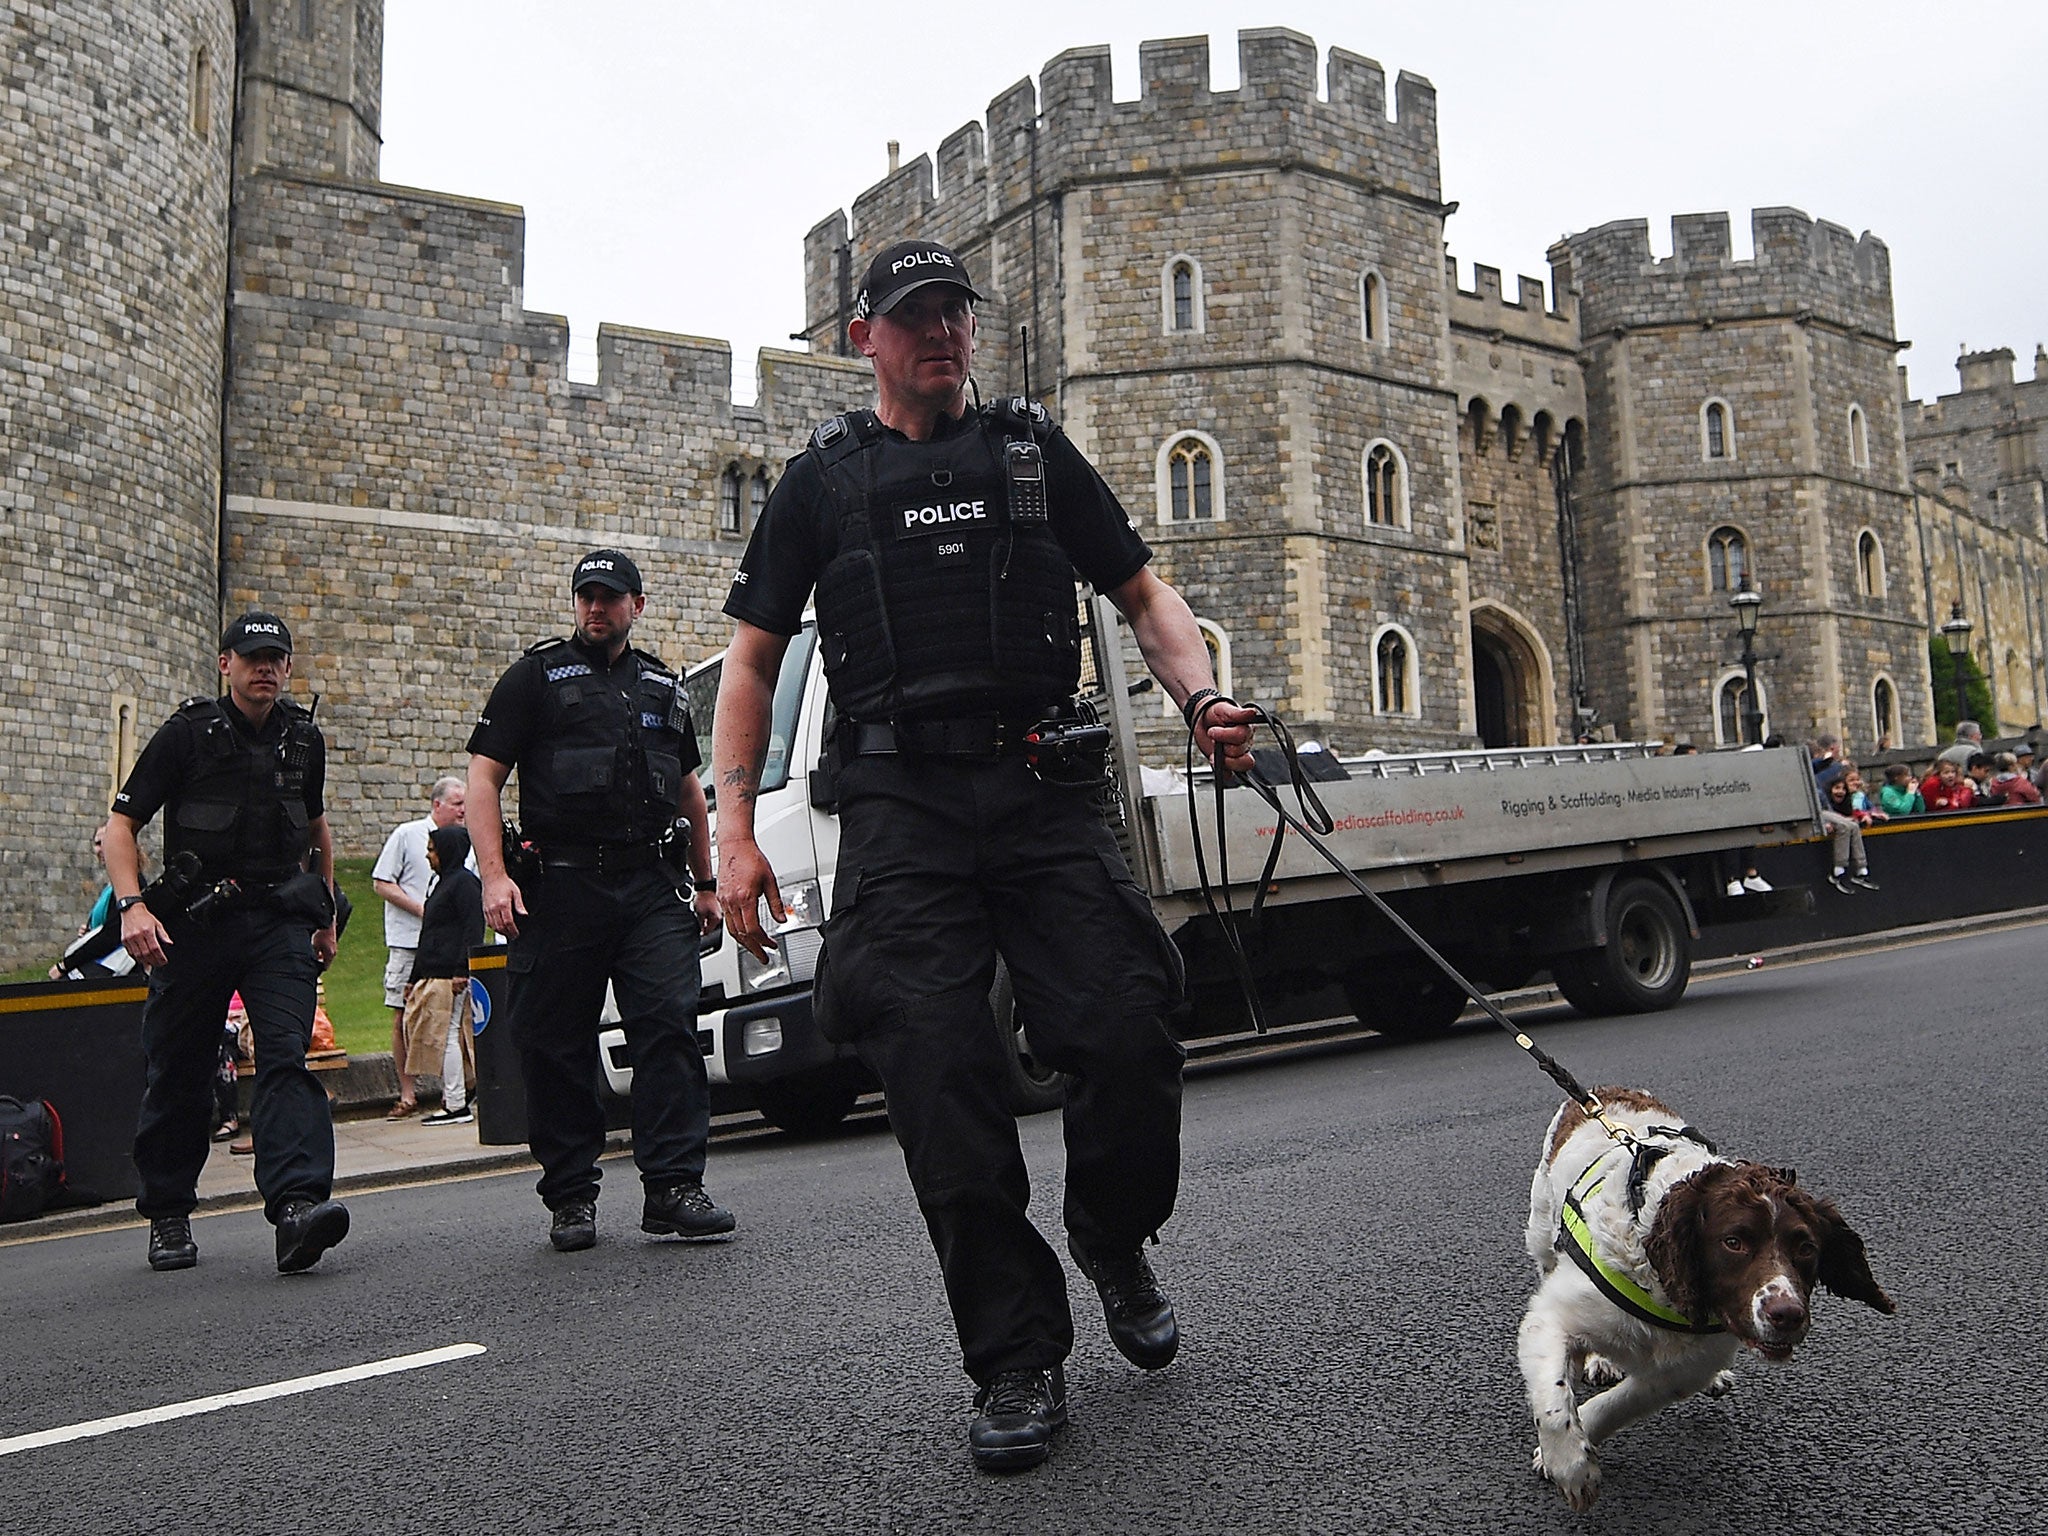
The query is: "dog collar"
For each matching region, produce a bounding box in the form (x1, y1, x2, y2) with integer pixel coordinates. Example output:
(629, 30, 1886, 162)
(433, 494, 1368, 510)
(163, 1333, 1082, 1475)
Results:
(1558, 1159, 1726, 1336)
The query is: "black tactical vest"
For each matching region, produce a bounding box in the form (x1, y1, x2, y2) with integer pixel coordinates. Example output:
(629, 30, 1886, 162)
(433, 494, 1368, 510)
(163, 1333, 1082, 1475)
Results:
(809, 400, 1081, 721)
(515, 640, 691, 844)
(164, 696, 319, 881)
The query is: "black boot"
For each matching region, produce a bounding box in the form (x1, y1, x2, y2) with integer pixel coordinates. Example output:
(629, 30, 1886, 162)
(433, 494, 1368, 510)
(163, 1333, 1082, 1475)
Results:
(969, 1366, 1067, 1472)
(549, 1200, 597, 1252)
(147, 1216, 198, 1272)
(1071, 1239, 1180, 1370)
(274, 1197, 349, 1274)
(641, 1182, 736, 1238)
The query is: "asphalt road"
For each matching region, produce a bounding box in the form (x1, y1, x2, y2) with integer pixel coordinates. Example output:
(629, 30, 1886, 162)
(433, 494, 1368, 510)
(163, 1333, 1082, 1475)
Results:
(4, 923, 2044, 1534)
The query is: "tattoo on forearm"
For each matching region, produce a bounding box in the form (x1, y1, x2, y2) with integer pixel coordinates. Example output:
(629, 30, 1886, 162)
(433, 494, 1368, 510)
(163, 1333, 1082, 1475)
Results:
(720, 766, 755, 789)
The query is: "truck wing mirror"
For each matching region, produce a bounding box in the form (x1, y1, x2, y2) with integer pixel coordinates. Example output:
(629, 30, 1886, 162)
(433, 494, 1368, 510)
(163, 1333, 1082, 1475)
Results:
(809, 754, 839, 814)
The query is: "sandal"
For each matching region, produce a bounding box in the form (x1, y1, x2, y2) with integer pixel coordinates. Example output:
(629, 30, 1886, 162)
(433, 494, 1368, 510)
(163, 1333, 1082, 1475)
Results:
(385, 1099, 420, 1121)
(229, 1135, 254, 1156)
(211, 1119, 240, 1143)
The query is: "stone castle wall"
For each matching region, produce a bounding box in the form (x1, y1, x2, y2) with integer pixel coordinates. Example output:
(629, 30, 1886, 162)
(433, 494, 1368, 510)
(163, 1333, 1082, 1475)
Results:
(14, 10, 2041, 973)
(2, 0, 238, 967)
(225, 166, 870, 856)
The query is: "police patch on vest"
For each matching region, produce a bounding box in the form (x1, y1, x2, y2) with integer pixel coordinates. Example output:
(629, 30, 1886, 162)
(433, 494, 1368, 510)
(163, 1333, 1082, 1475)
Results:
(640, 712, 667, 729)
(546, 662, 593, 682)
(895, 499, 990, 538)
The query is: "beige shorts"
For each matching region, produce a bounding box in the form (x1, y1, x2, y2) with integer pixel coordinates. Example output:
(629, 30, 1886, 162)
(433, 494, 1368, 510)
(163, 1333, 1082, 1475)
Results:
(383, 947, 417, 1010)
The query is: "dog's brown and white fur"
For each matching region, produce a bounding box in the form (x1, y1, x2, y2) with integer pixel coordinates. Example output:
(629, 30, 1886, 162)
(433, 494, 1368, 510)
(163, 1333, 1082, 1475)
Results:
(1518, 1087, 1893, 1511)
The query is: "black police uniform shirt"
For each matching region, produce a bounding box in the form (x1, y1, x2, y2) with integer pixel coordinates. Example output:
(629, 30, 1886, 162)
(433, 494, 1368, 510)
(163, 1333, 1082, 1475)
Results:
(114, 696, 327, 853)
(466, 633, 704, 823)
(723, 406, 1151, 638)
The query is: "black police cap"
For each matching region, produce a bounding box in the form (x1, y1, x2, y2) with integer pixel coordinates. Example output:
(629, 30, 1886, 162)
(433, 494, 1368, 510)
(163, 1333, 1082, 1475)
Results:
(571, 548, 642, 595)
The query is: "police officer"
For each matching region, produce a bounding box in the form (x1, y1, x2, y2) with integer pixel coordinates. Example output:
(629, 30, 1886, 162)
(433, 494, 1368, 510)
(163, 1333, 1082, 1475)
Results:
(712, 239, 1256, 1471)
(106, 612, 349, 1275)
(467, 549, 731, 1253)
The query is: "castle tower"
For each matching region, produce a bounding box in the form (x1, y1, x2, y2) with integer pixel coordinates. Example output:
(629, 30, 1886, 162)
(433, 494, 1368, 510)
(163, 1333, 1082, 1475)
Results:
(0, 0, 239, 967)
(804, 30, 1469, 759)
(1553, 209, 1927, 751)
(236, 0, 383, 180)
(1904, 346, 2048, 731)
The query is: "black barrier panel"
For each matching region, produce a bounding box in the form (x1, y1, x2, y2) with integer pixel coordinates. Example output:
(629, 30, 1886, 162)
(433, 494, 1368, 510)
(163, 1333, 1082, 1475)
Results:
(1701, 803, 2048, 958)
(0, 977, 149, 1205)
(466, 946, 632, 1148)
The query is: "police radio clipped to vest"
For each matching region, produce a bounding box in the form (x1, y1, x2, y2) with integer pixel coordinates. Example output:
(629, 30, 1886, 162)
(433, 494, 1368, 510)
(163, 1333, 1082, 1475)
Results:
(1005, 436, 1046, 524)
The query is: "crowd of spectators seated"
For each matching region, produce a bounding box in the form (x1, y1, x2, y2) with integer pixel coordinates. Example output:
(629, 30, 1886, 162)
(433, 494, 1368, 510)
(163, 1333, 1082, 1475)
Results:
(1813, 723, 2044, 822)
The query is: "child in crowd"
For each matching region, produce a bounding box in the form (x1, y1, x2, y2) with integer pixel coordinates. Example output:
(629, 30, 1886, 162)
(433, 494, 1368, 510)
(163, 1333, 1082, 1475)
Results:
(1920, 756, 1975, 812)
(1819, 767, 1879, 894)
(1878, 762, 1925, 817)
(1842, 767, 1887, 825)
(1965, 752, 1998, 801)
(1987, 750, 2043, 805)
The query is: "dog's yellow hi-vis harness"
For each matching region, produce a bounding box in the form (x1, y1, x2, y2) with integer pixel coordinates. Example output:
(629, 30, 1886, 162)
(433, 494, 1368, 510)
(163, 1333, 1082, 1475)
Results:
(1557, 1146, 1726, 1336)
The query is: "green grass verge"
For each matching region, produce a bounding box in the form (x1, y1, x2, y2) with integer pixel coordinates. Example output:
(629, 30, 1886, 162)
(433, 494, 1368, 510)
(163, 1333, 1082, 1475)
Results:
(328, 856, 395, 1058)
(6, 858, 396, 1058)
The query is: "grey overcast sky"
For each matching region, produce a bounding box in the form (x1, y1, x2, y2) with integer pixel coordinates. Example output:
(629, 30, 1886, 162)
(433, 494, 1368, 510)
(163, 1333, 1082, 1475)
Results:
(379, 1, 2045, 406)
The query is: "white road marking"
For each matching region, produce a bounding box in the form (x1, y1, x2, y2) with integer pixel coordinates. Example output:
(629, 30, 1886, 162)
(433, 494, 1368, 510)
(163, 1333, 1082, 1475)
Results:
(0, 1343, 486, 1458)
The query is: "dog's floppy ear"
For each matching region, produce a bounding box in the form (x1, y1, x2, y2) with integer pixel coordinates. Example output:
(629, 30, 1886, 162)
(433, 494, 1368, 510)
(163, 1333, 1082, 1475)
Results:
(1644, 1165, 1720, 1324)
(1788, 1187, 1896, 1315)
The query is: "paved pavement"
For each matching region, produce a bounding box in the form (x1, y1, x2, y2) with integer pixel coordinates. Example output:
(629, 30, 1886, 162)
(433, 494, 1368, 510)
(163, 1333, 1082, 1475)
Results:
(14, 904, 2042, 1242)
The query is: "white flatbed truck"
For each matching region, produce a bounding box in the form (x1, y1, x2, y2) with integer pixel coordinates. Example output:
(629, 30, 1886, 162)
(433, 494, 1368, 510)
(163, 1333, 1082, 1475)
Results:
(608, 596, 1822, 1133)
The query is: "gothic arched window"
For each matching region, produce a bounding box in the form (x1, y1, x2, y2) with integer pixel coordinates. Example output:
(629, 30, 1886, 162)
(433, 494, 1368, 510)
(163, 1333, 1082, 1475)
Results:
(1373, 626, 1416, 715)
(718, 465, 743, 535)
(1158, 434, 1217, 523)
(1702, 399, 1734, 460)
(1707, 525, 1748, 593)
(1365, 440, 1408, 529)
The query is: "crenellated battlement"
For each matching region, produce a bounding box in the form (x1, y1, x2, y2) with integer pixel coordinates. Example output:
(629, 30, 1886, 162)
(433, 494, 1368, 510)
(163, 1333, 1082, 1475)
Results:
(1552, 207, 1894, 340)
(804, 29, 1441, 339)
(1446, 257, 1577, 351)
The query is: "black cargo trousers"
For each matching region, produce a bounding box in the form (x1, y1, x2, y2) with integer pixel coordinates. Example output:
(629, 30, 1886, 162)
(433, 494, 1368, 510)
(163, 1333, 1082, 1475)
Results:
(134, 904, 330, 1224)
(815, 749, 1187, 1384)
(504, 860, 708, 1210)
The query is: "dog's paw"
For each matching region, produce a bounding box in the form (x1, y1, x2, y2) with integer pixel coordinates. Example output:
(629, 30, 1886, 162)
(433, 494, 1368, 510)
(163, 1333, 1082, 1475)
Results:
(1533, 1440, 1601, 1512)
(1579, 1353, 1625, 1390)
(1705, 1369, 1737, 1399)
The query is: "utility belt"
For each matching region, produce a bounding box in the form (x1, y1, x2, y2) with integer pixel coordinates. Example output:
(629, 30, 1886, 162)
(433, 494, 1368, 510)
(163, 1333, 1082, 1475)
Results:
(537, 840, 666, 874)
(149, 856, 333, 930)
(829, 701, 1110, 789)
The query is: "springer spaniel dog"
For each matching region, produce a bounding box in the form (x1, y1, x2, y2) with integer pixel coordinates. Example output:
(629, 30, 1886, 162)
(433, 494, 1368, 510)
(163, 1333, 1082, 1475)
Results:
(1518, 1087, 1893, 1511)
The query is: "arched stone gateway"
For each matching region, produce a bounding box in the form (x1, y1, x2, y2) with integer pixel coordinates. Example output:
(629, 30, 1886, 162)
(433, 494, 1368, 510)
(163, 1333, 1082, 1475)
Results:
(1469, 604, 1556, 748)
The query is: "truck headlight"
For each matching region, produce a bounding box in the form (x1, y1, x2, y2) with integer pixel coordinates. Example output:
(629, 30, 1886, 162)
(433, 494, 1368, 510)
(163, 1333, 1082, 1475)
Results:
(737, 880, 823, 994)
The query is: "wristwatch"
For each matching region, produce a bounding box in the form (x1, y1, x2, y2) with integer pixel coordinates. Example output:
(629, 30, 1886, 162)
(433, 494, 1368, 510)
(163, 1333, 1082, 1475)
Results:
(692, 879, 717, 894)
(115, 894, 148, 914)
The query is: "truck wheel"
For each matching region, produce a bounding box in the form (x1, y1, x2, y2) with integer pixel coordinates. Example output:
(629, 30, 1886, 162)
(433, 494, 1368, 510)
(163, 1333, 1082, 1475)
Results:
(1599, 877, 1690, 1012)
(1562, 877, 1691, 1016)
(992, 960, 1068, 1117)
(753, 1076, 859, 1137)
(1344, 960, 1474, 1039)
(1547, 950, 1610, 1017)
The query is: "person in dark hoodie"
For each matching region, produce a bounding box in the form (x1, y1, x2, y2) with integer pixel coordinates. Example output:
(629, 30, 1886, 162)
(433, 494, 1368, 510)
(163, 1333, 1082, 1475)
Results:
(404, 824, 484, 1126)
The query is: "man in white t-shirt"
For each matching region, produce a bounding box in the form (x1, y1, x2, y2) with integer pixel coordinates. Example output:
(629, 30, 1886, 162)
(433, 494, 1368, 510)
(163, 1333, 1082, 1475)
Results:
(371, 776, 465, 1116)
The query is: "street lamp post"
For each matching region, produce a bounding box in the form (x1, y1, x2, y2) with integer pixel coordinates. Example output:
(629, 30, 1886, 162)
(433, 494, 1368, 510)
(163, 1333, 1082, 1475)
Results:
(1939, 601, 1974, 730)
(1730, 574, 1764, 745)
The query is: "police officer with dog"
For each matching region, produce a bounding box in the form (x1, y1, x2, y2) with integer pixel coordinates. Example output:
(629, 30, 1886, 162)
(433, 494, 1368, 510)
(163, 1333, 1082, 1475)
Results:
(106, 612, 350, 1275)
(713, 238, 1256, 1471)
(466, 549, 731, 1254)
